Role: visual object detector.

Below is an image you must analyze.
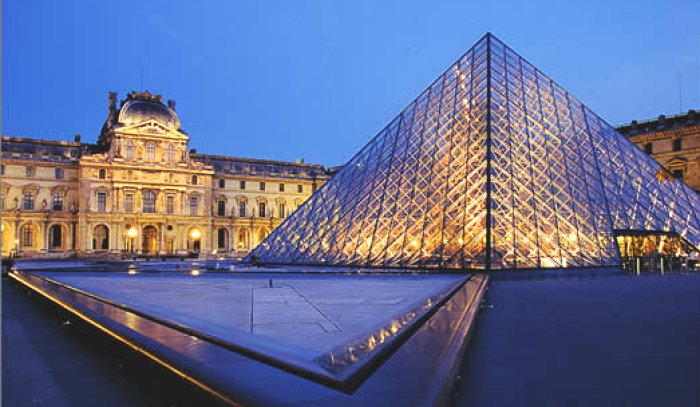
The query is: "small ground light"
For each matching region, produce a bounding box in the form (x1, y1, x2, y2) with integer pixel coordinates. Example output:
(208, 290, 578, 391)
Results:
(191, 269, 200, 276)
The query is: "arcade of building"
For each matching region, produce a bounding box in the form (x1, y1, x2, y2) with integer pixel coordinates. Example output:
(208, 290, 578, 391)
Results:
(1, 91, 330, 258)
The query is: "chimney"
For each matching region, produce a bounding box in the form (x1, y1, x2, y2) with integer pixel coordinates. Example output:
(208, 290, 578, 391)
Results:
(107, 92, 117, 123)
(168, 99, 176, 111)
(74, 134, 81, 143)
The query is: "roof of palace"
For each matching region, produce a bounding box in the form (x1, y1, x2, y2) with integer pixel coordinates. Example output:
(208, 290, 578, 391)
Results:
(616, 110, 699, 137)
(1, 136, 330, 179)
(117, 91, 181, 130)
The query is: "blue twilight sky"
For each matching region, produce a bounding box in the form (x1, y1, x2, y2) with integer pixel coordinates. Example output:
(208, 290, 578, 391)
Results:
(3, 1, 699, 167)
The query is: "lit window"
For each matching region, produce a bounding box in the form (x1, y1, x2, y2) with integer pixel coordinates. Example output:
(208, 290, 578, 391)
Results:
(260, 182, 266, 191)
(239, 201, 246, 217)
(26, 166, 35, 178)
(125, 193, 134, 213)
(143, 190, 156, 213)
(258, 202, 266, 218)
(166, 195, 174, 214)
(190, 196, 198, 216)
(146, 142, 155, 161)
(97, 192, 107, 213)
(218, 200, 226, 216)
(297, 184, 303, 193)
(55, 168, 64, 179)
(167, 144, 175, 162)
(52, 193, 63, 211)
(219, 179, 225, 188)
(98, 169, 106, 180)
(279, 183, 285, 192)
(125, 141, 135, 159)
(239, 180, 246, 190)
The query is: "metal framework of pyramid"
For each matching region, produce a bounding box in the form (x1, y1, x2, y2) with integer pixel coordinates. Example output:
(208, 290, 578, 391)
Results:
(249, 33, 700, 271)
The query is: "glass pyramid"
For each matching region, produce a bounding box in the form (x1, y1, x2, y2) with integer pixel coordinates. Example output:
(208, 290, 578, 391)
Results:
(249, 33, 700, 271)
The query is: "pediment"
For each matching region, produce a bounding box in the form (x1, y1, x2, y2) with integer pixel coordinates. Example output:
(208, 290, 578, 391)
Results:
(117, 120, 189, 140)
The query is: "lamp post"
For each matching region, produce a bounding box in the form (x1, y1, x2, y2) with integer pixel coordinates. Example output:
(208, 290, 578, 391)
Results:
(127, 227, 138, 255)
(190, 228, 201, 256)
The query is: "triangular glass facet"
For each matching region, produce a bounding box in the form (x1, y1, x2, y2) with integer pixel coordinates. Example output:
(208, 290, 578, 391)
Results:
(249, 34, 700, 270)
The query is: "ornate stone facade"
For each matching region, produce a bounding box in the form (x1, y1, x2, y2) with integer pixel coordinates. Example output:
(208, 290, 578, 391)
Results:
(1, 91, 330, 258)
(616, 110, 700, 192)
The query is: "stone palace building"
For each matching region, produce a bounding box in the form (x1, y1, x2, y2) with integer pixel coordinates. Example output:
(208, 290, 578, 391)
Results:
(1, 91, 330, 258)
(616, 110, 700, 192)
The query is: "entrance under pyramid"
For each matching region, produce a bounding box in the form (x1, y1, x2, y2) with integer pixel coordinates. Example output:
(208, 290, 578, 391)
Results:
(248, 33, 700, 271)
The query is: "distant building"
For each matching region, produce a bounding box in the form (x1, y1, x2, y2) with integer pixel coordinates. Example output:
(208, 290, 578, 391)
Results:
(616, 110, 700, 192)
(1, 91, 330, 258)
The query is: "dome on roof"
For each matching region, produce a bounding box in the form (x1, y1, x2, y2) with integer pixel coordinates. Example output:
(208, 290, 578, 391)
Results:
(117, 91, 180, 129)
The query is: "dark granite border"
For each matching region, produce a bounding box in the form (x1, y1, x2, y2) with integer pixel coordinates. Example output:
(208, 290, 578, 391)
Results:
(9, 270, 488, 406)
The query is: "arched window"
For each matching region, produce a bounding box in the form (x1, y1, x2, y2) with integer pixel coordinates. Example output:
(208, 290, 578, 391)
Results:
(98, 169, 106, 179)
(125, 140, 135, 159)
(166, 145, 175, 163)
(191, 175, 198, 185)
(49, 224, 62, 249)
(23, 192, 34, 210)
(217, 228, 228, 250)
(146, 142, 156, 161)
(93, 225, 109, 250)
(237, 229, 250, 250)
(143, 190, 156, 213)
(20, 224, 34, 247)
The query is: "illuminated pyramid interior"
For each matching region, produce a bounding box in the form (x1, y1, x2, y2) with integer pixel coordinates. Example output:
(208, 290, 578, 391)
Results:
(249, 33, 700, 271)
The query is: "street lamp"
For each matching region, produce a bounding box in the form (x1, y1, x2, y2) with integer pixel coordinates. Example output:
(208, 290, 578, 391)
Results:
(127, 227, 138, 254)
(190, 229, 201, 239)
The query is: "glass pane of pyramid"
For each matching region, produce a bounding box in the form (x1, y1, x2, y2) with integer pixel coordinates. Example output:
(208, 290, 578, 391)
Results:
(250, 34, 700, 270)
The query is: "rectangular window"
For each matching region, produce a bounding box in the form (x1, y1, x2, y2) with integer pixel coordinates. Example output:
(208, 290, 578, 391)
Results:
(644, 143, 653, 154)
(143, 190, 156, 213)
(97, 192, 107, 213)
(22, 226, 33, 247)
(239, 201, 246, 217)
(125, 193, 134, 213)
(219, 179, 225, 188)
(218, 200, 226, 217)
(26, 166, 35, 178)
(297, 184, 303, 193)
(23, 193, 34, 210)
(52, 194, 63, 211)
(672, 169, 684, 180)
(55, 168, 64, 179)
(260, 182, 266, 191)
(190, 196, 198, 216)
(1, 164, 4, 175)
(258, 202, 266, 218)
(673, 138, 682, 151)
(279, 183, 285, 192)
(166, 195, 174, 214)
(239, 180, 246, 190)
(278, 203, 286, 218)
